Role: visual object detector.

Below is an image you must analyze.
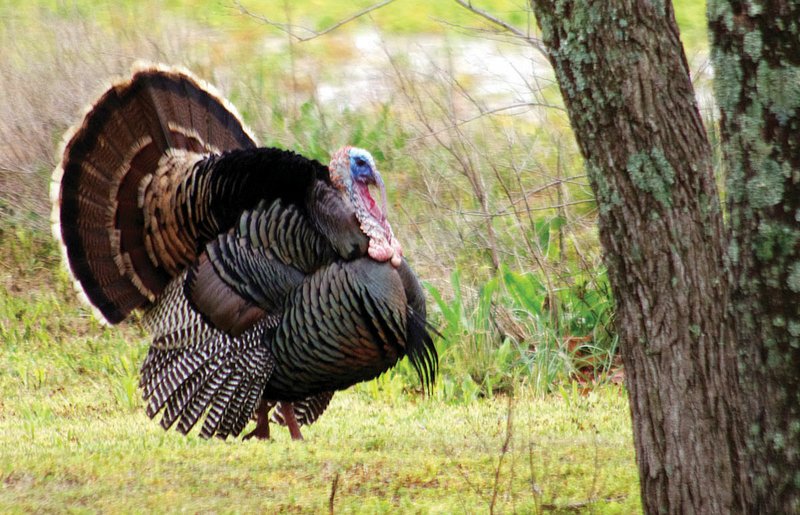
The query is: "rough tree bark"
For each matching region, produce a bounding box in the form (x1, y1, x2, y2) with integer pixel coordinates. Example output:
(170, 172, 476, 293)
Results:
(709, 1, 800, 510)
(528, 0, 800, 512)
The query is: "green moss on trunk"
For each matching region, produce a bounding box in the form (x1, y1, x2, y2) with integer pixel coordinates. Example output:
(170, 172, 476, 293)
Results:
(710, 0, 800, 510)
(530, 0, 742, 512)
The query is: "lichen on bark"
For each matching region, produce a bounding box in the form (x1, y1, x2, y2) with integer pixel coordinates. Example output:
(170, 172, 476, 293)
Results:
(626, 148, 676, 207)
(534, 0, 800, 510)
(709, 0, 800, 510)
(531, 0, 740, 512)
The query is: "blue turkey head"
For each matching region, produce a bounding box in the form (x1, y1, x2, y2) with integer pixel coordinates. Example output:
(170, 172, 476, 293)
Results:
(329, 146, 402, 267)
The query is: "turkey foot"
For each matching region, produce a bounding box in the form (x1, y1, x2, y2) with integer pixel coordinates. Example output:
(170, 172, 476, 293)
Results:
(243, 400, 271, 440)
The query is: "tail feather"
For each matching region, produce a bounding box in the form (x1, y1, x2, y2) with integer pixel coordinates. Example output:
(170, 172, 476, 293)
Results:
(141, 271, 218, 351)
(145, 337, 254, 435)
(140, 313, 275, 439)
(52, 62, 257, 324)
(225, 370, 267, 438)
(156, 366, 205, 424)
(215, 372, 253, 438)
(197, 343, 274, 439)
(199, 370, 243, 438)
(147, 346, 211, 414)
(175, 362, 230, 435)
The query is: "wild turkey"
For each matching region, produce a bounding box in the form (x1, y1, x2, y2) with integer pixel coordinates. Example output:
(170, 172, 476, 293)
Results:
(51, 63, 437, 440)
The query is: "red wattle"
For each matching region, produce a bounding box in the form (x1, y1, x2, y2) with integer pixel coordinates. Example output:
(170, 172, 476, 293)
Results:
(355, 182, 384, 223)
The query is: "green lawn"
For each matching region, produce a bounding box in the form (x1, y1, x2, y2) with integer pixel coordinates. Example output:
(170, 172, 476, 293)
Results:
(0, 388, 638, 512)
(0, 228, 640, 513)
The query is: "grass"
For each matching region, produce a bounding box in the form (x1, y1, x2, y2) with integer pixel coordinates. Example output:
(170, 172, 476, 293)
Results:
(421, 265, 618, 401)
(0, 390, 638, 512)
(0, 210, 639, 514)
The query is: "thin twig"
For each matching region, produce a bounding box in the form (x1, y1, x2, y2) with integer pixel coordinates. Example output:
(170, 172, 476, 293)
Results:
(449, 199, 596, 219)
(489, 397, 514, 514)
(0, 165, 37, 174)
(234, 0, 396, 42)
(409, 102, 565, 142)
(590, 425, 600, 500)
(434, 17, 539, 48)
(328, 472, 340, 514)
(500, 175, 588, 211)
(453, 0, 548, 57)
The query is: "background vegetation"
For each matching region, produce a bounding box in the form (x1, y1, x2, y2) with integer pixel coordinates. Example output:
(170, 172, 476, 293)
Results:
(0, 0, 707, 511)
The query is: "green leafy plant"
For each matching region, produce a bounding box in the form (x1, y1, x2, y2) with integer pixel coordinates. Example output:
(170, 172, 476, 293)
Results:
(422, 263, 618, 401)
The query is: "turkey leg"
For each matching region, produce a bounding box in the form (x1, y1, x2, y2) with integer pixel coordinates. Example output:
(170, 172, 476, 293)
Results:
(277, 402, 304, 440)
(243, 399, 271, 440)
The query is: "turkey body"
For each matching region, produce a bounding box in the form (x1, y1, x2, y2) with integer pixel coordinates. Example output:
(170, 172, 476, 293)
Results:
(51, 63, 436, 440)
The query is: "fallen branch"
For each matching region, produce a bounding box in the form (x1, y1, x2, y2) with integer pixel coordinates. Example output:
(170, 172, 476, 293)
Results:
(540, 495, 629, 512)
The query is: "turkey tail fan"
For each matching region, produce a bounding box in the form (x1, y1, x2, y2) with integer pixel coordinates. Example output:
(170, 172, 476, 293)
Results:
(51, 62, 257, 324)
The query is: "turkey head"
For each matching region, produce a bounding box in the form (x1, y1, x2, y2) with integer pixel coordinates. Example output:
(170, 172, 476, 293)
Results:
(329, 146, 403, 268)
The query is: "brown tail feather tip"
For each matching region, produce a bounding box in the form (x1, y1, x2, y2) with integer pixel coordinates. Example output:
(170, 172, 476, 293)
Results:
(132, 60, 259, 140)
(51, 61, 260, 324)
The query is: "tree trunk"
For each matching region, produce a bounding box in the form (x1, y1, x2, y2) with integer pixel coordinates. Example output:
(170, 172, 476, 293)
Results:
(709, 1, 800, 511)
(529, 1, 749, 512)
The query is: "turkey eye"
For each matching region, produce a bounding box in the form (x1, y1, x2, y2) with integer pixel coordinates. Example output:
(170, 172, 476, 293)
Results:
(355, 158, 366, 167)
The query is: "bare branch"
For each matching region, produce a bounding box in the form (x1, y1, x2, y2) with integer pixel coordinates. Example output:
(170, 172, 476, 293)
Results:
(409, 101, 565, 142)
(0, 165, 37, 175)
(234, 0, 396, 42)
(233, 1, 307, 38)
(452, 0, 548, 58)
(433, 17, 537, 48)
(449, 199, 596, 219)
